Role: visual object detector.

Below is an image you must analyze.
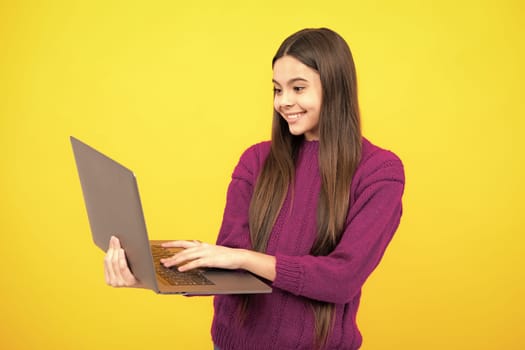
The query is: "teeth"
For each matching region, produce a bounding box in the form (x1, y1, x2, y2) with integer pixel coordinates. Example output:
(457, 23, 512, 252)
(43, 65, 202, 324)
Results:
(288, 113, 302, 119)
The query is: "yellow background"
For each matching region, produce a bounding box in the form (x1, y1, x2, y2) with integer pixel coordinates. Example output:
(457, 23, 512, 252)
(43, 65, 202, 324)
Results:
(1, 0, 523, 349)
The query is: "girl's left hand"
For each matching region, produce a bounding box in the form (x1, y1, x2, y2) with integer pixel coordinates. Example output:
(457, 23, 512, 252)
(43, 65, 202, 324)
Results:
(160, 241, 246, 272)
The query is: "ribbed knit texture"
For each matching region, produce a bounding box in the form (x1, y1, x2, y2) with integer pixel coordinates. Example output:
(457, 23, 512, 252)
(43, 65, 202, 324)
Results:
(212, 138, 405, 350)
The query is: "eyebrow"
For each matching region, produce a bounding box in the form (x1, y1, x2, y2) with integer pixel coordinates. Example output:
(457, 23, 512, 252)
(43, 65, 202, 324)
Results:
(272, 77, 309, 85)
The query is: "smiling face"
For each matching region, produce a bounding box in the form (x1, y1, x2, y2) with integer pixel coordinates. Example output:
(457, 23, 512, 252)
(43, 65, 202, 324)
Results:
(272, 55, 323, 141)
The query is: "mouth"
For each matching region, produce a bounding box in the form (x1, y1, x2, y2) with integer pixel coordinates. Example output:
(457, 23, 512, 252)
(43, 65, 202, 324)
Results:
(283, 112, 306, 122)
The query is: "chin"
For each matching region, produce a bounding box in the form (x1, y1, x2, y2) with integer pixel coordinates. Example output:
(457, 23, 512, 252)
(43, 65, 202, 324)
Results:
(289, 131, 305, 137)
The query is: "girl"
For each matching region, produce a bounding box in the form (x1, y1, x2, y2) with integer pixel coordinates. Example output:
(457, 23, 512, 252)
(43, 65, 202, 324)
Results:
(105, 27, 405, 350)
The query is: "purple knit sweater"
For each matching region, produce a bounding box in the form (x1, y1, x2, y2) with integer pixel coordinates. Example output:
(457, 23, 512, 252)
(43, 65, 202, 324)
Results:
(211, 138, 405, 350)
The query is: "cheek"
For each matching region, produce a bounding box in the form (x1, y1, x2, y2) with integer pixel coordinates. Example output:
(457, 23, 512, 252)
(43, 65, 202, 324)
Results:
(311, 95, 322, 113)
(273, 97, 280, 112)
(300, 95, 319, 111)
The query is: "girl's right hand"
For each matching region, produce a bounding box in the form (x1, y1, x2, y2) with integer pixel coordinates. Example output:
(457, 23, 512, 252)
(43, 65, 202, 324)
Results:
(104, 236, 139, 287)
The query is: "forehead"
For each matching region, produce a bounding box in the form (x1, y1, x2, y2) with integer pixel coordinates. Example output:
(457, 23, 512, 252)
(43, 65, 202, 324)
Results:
(272, 55, 320, 83)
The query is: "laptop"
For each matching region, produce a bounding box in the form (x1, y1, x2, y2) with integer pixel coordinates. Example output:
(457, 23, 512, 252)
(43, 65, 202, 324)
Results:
(70, 136, 271, 295)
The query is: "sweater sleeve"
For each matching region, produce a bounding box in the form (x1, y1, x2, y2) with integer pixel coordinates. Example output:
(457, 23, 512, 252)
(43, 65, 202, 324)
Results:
(272, 154, 405, 304)
(215, 142, 269, 249)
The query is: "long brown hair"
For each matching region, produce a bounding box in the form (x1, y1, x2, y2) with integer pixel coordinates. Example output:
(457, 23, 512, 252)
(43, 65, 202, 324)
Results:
(248, 28, 362, 349)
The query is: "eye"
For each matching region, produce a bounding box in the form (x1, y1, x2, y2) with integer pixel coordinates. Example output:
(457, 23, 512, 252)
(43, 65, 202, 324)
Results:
(293, 86, 305, 92)
(273, 87, 282, 94)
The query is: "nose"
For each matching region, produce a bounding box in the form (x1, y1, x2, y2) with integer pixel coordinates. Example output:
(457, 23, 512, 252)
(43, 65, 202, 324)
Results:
(276, 90, 294, 109)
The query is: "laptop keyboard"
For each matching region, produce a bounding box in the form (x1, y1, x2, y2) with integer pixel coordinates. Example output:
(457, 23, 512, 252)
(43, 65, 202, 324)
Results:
(150, 245, 214, 286)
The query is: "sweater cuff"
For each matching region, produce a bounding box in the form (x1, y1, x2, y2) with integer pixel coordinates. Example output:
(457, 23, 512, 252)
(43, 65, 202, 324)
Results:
(273, 254, 304, 295)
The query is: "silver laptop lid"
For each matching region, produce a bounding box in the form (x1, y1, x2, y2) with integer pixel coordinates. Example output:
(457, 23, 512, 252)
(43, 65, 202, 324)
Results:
(70, 136, 159, 292)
